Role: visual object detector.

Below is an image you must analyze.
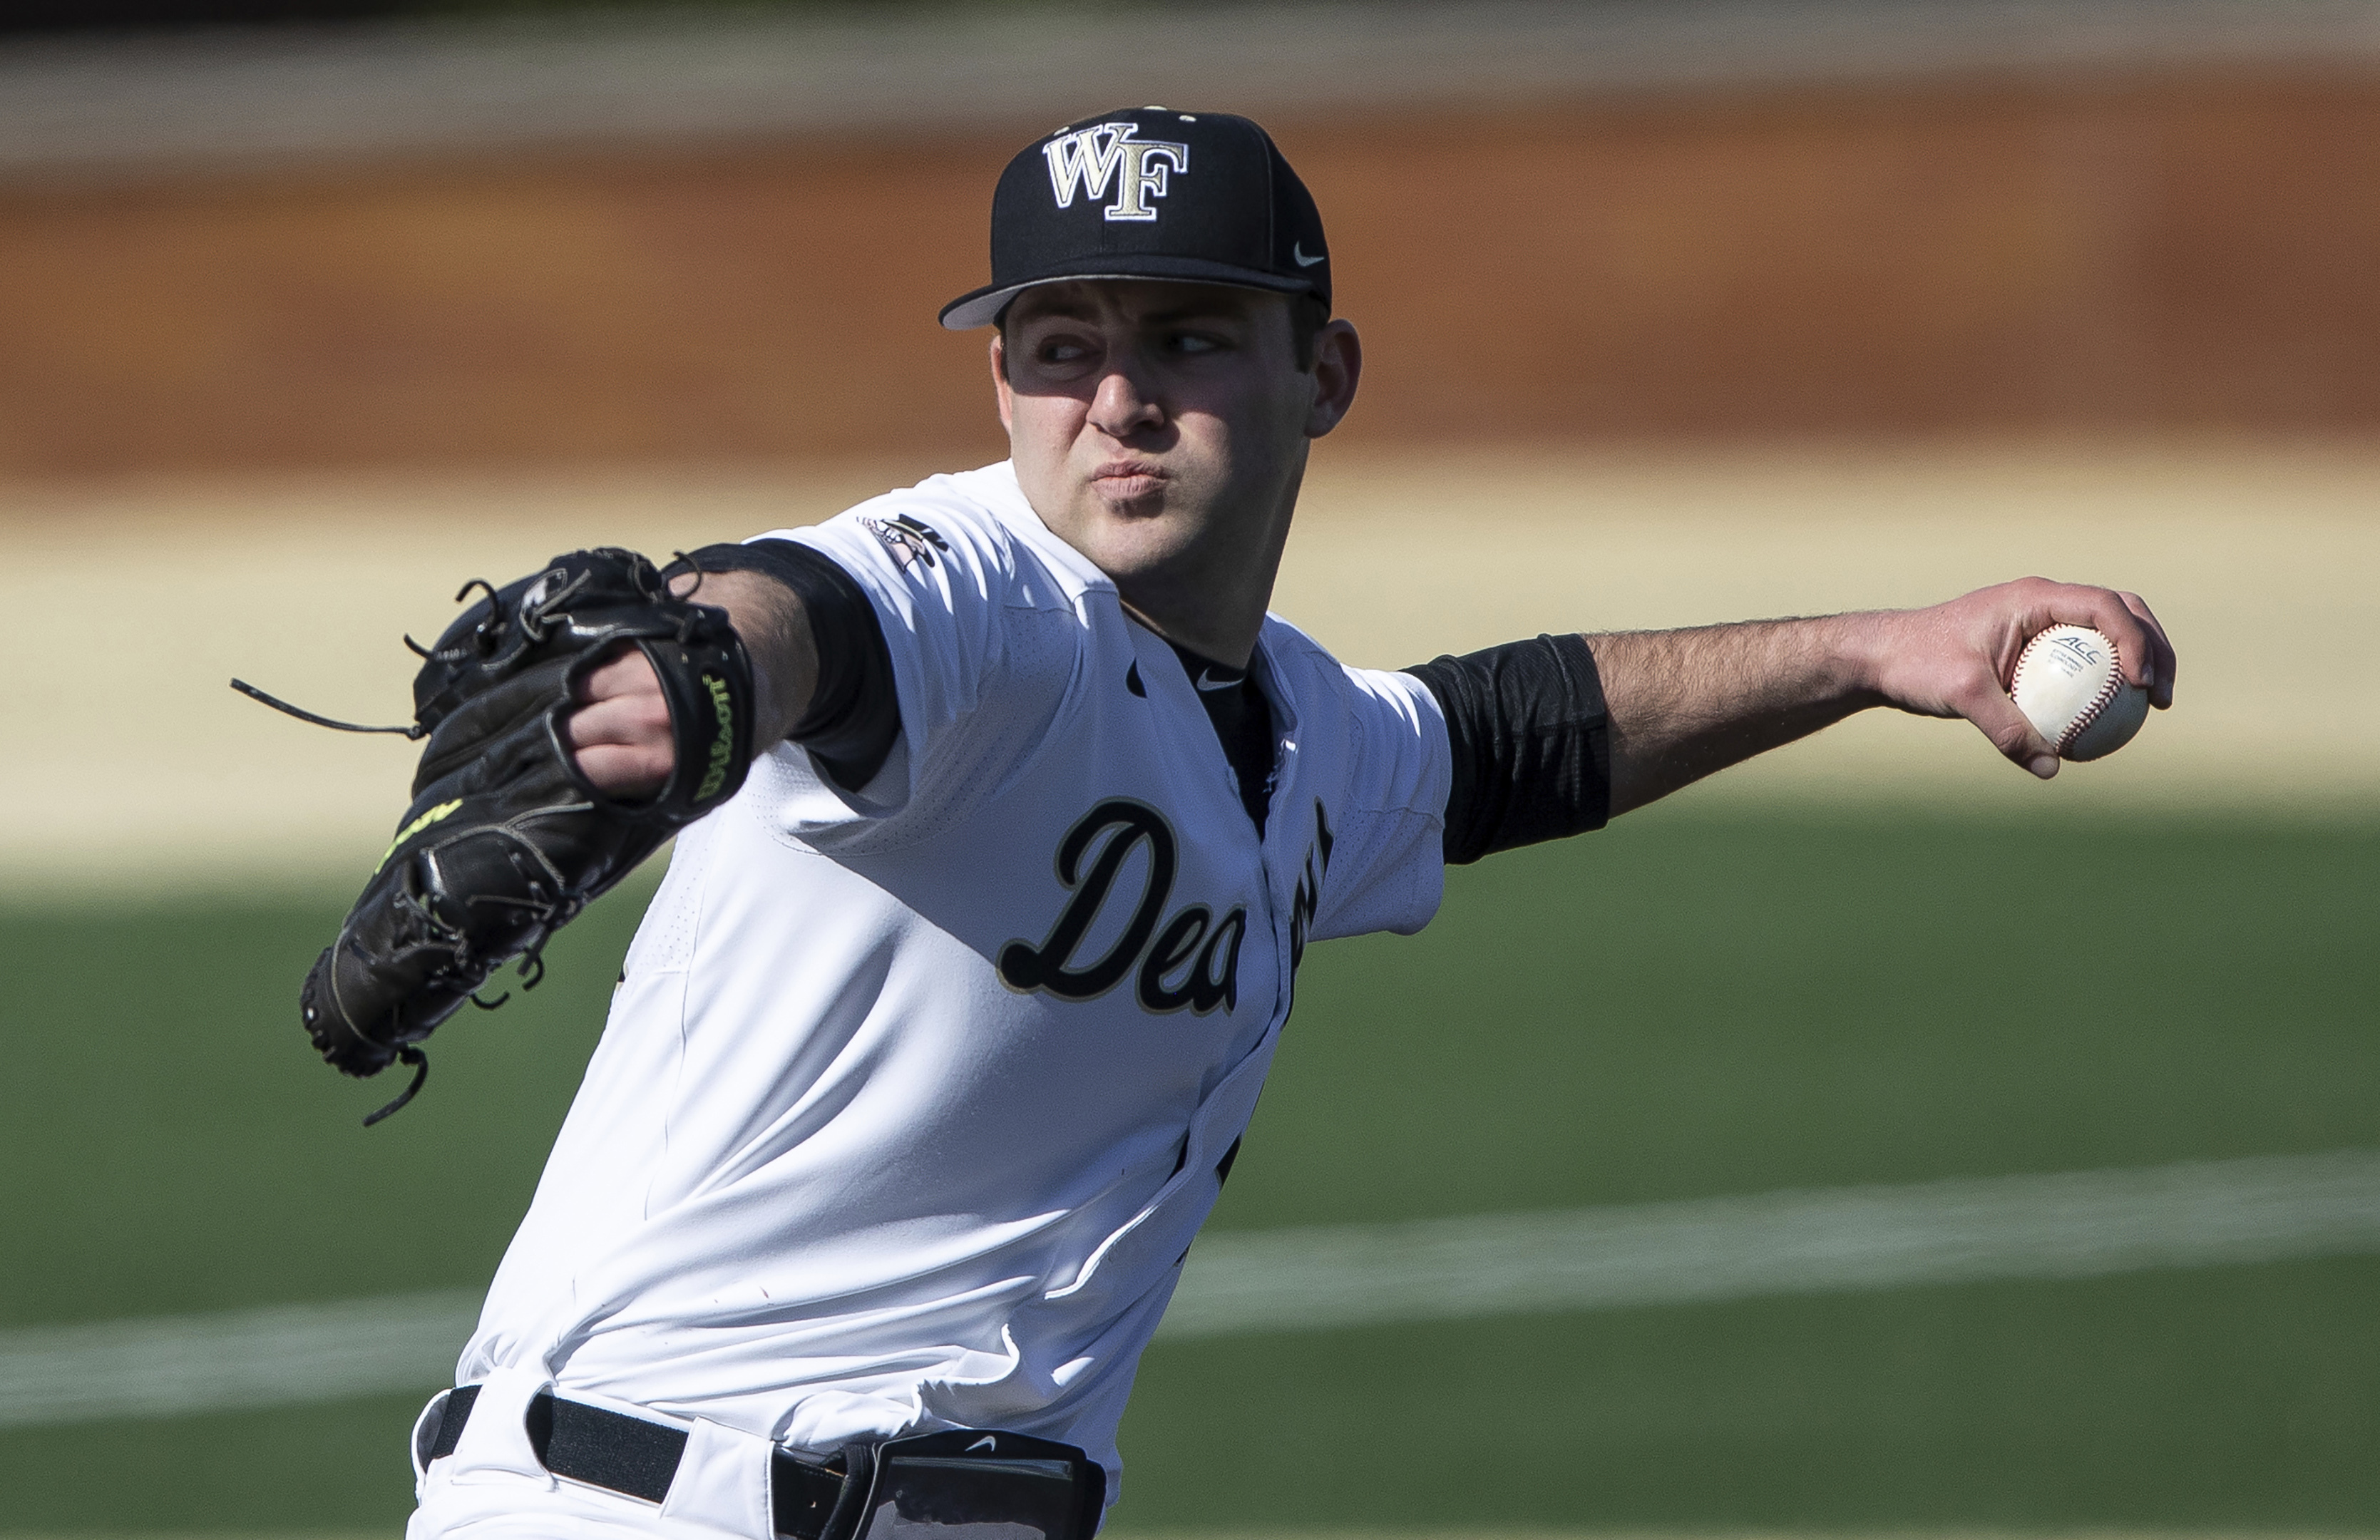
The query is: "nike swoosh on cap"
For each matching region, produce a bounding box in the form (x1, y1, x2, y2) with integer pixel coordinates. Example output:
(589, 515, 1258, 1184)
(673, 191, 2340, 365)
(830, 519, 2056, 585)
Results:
(1293, 242, 1325, 267)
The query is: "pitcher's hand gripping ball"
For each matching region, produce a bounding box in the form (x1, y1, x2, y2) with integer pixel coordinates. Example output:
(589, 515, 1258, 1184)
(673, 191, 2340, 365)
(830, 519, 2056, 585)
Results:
(245, 550, 752, 1123)
(2009, 624, 2150, 761)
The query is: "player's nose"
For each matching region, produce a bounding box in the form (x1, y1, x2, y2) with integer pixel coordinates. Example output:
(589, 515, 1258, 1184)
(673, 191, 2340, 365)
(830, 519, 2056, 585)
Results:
(1086, 362, 1165, 439)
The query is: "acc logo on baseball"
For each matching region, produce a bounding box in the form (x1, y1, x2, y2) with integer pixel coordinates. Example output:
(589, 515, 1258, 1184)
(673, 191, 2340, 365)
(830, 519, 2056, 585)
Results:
(1043, 123, 1190, 223)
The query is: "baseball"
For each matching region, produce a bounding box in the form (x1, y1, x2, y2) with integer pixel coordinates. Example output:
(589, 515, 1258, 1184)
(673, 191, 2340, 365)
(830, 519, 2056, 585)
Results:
(2009, 625, 2150, 761)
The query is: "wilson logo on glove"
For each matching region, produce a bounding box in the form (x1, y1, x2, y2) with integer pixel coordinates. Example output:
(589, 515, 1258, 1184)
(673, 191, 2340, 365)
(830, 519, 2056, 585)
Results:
(697, 672, 738, 803)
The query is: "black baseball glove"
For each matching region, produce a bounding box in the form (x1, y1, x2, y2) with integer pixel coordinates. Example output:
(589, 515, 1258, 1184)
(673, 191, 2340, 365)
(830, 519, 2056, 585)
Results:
(237, 548, 753, 1124)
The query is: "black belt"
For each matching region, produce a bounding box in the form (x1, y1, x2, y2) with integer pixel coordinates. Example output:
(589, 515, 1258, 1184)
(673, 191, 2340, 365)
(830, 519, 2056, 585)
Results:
(420, 1384, 858, 1540)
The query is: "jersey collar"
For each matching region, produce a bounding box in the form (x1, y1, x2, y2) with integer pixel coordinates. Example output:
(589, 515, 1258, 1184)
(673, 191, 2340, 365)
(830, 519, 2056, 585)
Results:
(974, 459, 1301, 746)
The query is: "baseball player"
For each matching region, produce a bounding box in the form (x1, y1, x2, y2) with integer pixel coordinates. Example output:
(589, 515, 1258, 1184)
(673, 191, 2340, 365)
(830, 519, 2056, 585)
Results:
(371, 108, 2176, 1537)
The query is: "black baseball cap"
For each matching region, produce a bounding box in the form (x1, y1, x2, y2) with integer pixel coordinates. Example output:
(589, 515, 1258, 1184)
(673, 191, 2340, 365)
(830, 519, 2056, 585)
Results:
(938, 106, 1330, 330)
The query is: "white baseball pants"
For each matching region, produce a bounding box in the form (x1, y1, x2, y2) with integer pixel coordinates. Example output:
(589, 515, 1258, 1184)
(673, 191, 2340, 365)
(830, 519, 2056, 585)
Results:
(407, 1368, 787, 1540)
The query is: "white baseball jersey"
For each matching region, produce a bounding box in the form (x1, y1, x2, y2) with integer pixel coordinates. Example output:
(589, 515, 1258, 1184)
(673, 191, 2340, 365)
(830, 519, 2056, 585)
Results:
(453, 461, 1452, 1497)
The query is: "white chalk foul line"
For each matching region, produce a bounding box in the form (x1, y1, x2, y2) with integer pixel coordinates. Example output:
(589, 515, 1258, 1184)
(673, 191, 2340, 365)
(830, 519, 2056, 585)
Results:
(1156, 1149, 2380, 1339)
(8, 1151, 2380, 1427)
(0, 1290, 482, 1430)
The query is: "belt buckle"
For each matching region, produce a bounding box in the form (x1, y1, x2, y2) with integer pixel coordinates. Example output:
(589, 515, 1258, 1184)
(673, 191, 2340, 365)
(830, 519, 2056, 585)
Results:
(844, 1429, 1104, 1540)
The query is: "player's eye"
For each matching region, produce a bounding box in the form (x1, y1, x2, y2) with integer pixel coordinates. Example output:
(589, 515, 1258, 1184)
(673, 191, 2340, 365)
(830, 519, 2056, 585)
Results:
(1035, 337, 1094, 366)
(1167, 332, 1224, 356)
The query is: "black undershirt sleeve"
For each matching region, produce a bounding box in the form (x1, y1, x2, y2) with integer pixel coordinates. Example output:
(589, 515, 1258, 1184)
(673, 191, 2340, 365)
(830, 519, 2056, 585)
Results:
(1402, 633, 1612, 866)
(671, 540, 901, 792)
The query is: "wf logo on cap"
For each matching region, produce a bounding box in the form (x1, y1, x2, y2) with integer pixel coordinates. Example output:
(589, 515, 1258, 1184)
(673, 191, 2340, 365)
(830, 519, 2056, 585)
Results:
(1043, 122, 1190, 222)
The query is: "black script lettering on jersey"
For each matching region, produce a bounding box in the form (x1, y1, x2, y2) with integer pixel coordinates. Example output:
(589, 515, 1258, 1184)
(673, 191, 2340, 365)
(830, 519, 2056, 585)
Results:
(1139, 904, 1245, 1015)
(1288, 799, 1335, 972)
(1000, 799, 1248, 1014)
(999, 801, 1173, 1000)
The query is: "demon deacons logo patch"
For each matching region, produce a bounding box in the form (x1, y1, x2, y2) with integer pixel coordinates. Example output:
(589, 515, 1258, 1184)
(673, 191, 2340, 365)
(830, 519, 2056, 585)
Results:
(1000, 799, 1246, 1015)
(1043, 122, 1190, 223)
(862, 513, 951, 570)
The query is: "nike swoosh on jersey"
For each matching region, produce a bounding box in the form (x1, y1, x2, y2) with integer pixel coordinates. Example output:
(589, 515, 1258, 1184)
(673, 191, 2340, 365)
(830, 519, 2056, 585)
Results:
(1195, 671, 1241, 692)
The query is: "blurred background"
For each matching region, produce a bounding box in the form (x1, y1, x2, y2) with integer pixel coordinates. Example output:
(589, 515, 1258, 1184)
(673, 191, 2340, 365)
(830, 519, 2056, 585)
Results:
(1, 0, 2374, 1532)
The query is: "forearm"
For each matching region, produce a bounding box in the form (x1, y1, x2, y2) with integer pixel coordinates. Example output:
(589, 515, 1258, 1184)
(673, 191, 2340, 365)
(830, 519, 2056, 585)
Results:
(672, 568, 818, 750)
(1591, 613, 1887, 816)
(671, 540, 901, 790)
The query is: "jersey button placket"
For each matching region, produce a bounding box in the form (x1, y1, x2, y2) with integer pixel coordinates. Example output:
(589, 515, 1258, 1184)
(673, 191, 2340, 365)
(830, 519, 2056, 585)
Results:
(1252, 651, 1298, 856)
(1257, 696, 1301, 1025)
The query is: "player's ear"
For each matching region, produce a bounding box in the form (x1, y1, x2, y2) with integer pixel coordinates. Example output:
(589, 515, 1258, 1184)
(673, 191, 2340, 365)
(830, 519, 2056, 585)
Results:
(990, 333, 1015, 433)
(1305, 319, 1362, 440)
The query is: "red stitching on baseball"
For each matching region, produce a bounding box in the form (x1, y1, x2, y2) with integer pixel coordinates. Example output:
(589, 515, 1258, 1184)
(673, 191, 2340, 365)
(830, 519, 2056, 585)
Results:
(2014, 629, 2125, 755)
(2063, 641, 2126, 753)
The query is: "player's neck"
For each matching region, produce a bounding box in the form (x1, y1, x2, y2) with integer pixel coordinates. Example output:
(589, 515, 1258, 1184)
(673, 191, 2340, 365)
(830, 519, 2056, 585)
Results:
(1109, 503, 1296, 668)
(1116, 595, 1263, 670)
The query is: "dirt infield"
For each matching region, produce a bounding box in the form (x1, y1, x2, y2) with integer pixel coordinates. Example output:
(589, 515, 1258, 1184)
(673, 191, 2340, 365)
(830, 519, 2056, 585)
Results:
(4, 443, 2368, 892)
(1278, 443, 2379, 807)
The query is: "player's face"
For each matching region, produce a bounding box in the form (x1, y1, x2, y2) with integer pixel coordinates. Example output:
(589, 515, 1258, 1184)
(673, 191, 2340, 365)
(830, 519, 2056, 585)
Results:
(992, 279, 1360, 665)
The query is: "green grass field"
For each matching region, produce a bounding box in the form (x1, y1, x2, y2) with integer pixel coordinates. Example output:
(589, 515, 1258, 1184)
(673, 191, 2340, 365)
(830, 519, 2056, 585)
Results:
(1, 804, 2374, 1532)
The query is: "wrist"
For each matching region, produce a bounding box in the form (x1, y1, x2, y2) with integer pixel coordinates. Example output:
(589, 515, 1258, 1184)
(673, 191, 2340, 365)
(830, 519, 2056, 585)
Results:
(1815, 610, 1897, 709)
(674, 570, 809, 747)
